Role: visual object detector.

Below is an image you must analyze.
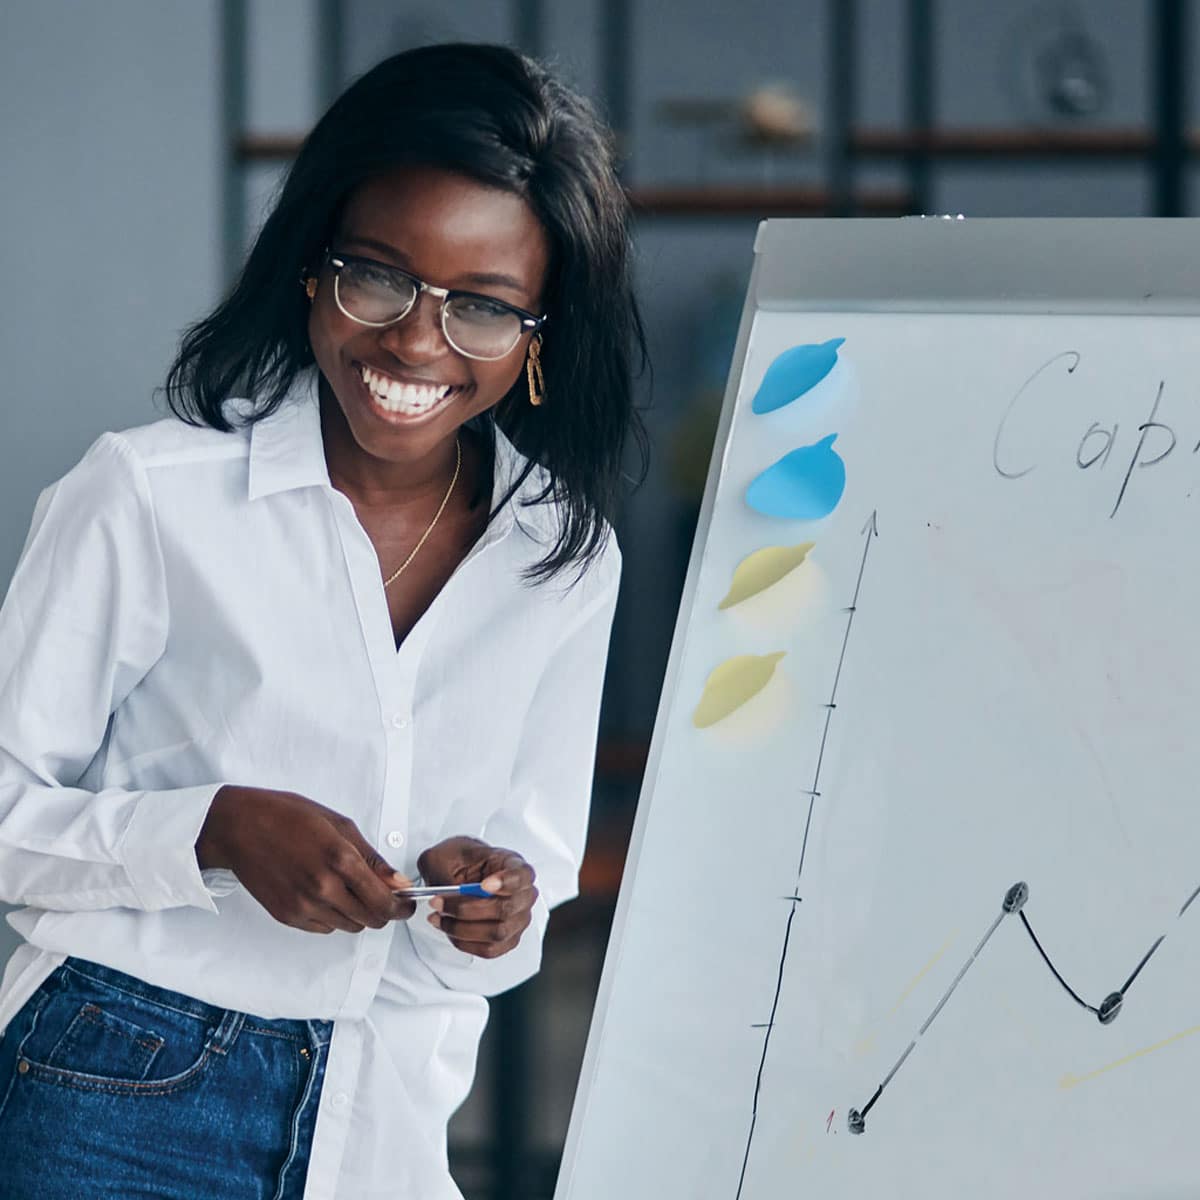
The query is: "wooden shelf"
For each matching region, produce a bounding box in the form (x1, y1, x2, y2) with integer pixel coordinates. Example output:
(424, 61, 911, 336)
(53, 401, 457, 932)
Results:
(240, 127, 1200, 168)
(236, 134, 304, 160)
(235, 135, 911, 216)
(627, 184, 912, 216)
(851, 127, 1200, 159)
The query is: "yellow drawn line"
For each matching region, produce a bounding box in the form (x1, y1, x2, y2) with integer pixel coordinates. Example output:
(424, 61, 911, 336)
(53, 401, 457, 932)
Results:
(855, 932, 958, 1058)
(1060, 1023, 1200, 1090)
(888, 931, 957, 1017)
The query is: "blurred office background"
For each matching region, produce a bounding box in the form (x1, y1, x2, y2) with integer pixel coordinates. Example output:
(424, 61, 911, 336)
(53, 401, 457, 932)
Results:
(0, 1, 1194, 1196)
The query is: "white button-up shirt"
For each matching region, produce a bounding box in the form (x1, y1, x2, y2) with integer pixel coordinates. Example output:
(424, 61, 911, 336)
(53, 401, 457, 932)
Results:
(0, 368, 620, 1199)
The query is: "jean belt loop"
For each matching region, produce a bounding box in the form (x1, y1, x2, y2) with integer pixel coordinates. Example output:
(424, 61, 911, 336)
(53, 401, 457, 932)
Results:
(304, 1018, 333, 1052)
(208, 1009, 246, 1056)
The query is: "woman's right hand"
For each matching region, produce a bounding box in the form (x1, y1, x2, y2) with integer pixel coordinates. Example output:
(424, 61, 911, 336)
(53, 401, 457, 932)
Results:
(195, 785, 417, 934)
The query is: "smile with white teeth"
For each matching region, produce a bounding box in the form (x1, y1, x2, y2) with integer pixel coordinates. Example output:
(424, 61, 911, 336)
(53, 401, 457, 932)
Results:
(359, 364, 459, 415)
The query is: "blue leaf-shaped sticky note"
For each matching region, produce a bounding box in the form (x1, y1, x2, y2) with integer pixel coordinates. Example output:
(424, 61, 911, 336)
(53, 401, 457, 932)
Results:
(751, 338, 845, 414)
(746, 433, 845, 519)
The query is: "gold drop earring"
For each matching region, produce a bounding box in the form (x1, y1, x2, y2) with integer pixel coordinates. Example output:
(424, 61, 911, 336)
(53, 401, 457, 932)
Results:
(526, 333, 545, 407)
(304, 277, 317, 300)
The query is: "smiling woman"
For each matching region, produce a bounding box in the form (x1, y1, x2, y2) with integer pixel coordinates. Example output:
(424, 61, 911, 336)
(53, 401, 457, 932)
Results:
(169, 42, 646, 586)
(307, 163, 555, 587)
(0, 42, 646, 1200)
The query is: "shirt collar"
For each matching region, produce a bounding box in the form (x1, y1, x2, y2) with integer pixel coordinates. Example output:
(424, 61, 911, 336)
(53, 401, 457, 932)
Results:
(245, 369, 525, 537)
(245, 369, 330, 501)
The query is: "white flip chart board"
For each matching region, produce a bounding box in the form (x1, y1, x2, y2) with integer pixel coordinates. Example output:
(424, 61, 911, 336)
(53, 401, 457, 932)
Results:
(557, 220, 1200, 1200)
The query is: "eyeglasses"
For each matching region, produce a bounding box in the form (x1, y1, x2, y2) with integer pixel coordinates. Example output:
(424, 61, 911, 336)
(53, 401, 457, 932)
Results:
(321, 248, 547, 362)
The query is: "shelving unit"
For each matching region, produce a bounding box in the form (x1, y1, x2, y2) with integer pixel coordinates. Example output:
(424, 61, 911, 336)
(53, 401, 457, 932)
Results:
(843, 0, 1192, 216)
(223, 0, 1195, 254)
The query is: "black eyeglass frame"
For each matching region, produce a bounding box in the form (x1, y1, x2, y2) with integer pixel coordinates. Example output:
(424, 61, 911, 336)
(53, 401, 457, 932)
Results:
(320, 247, 547, 361)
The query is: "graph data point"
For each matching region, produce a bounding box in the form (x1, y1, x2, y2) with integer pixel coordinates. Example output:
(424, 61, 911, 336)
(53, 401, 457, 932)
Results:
(1003, 881, 1029, 913)
(847, 1109, 865, 1135)
(1098, 992, 1123, 1024)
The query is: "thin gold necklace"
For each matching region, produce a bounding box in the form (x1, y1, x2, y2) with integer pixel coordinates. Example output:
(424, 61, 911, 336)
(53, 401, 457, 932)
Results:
(382, 435, 462, 589)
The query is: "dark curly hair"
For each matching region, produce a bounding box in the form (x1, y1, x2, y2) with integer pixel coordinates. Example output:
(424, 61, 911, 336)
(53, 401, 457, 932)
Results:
(161, 42, 648, 582)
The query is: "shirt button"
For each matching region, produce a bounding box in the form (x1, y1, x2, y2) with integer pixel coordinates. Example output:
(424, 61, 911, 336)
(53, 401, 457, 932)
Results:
(391, 712, 409, 730)
(331, 1091, 349, 1109)
(385, 830, 405, 849)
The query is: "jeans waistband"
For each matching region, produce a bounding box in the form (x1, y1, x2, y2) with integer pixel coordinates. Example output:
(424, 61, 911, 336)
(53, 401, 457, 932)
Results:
(58, 957, 334, 1050)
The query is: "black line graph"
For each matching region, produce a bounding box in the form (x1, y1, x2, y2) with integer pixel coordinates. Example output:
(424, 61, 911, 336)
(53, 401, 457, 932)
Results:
(730, 504, 1200, 1181)
(847, 877, 1200, 1135)
(734, 510, 878, 1199)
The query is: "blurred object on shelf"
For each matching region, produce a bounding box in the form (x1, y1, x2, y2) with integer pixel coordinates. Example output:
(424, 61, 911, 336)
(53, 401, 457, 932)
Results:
(1003, 2, 1112, 125)
(1038, 26, 1109, 117)
(739, 82, 818, 145)
(657, 81, 817, 185)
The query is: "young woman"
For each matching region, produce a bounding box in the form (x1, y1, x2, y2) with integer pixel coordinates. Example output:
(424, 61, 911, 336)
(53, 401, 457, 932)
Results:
(0, 42, 645, 1199)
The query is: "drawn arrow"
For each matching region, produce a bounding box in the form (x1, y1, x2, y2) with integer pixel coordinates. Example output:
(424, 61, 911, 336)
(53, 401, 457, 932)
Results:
(735, 510, 878, 1199)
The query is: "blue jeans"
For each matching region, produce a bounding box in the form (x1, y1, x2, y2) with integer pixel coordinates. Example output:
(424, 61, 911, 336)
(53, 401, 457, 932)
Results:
(0, 955, 333, 1199)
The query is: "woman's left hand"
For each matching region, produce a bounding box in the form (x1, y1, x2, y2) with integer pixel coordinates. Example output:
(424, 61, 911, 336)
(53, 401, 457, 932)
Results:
(417, 836, 538, 959)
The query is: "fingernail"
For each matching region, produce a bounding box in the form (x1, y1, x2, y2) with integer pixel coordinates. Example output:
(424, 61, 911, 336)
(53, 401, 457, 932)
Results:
(482, 876, 502, 893)
(391, 871, 411, 887)
(428, 913, 441, 928)
(429, 897, 443, 913)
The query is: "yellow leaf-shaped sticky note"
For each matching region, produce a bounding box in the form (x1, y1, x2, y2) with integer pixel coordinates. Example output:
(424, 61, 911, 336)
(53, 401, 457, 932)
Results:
(692, 651, 786, 728)
(718, 543, 815, 610)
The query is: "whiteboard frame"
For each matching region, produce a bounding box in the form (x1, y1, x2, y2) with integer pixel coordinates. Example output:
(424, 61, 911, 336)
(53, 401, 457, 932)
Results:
(753, 217, 1200, 314)
(554, 218, 1200, 1199)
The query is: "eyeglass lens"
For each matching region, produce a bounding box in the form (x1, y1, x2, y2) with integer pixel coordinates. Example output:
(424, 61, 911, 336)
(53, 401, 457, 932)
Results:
(335, 259, 524, 359)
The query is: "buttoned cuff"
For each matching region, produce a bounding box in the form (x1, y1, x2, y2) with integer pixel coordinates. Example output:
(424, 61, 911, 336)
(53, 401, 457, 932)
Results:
(200, 868, 242, 897)
(118, 782, 236, 914)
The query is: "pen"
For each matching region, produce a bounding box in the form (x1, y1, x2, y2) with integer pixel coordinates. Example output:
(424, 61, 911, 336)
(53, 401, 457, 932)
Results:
(392, 883, 493, 899)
